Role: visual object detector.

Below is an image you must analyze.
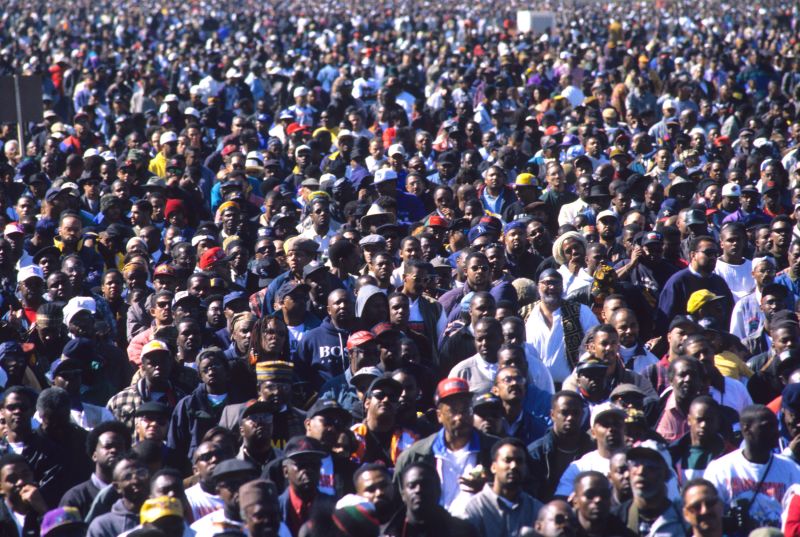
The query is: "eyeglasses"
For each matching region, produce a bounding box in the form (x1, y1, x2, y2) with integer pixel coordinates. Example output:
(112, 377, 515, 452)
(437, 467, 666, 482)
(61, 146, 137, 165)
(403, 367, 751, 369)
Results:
(539, 279, 562, 288)
(120, 467, 149, 481)
(552, 514, 570, 525)
(156, 301, 171, 309)
(369, 390, 399, 402)
(697, 249, 719, 257)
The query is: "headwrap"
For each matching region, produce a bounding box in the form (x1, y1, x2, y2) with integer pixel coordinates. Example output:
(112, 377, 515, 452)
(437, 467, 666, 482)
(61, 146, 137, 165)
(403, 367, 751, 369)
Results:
(552, 231, 587, 266)
(231, 312, 256, 332)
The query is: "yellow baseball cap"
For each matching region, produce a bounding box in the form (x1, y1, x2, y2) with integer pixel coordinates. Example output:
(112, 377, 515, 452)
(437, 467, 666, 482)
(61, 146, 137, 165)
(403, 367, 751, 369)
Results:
(687, 289, 724, 314)
(514, 173, 535, 186)
(140, 496, 183, 524)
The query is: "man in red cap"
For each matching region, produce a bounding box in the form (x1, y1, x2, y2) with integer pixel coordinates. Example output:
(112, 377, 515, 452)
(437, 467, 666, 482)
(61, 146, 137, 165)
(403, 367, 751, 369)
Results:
(393, 377, 499, 513)
(198, 246, 228, 280)
(318, 330, 380, 420)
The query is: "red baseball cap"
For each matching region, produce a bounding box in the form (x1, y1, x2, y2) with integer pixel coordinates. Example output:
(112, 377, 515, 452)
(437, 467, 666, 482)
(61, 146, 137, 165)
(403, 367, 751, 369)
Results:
(199, 247, 226, 270)
(435, 377, 471, 405)
(427, 216, 449, 228)
(346, 331, 375, 351)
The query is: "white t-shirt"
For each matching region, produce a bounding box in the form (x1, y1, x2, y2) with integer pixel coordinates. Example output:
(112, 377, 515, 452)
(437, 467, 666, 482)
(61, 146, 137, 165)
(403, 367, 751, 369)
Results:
(619, 344, 659, 375)
(525, 302, 600, 383)
(555, 450, 611, 497)
(523, 344, 555, 394)
(709, 377, 753, 416)
(288, 323, 305, 356)
(185, 482, 224, 521)
(704, 450, 800, 529)
(713, 259, 753, 302)
(557, 264, 593, 297)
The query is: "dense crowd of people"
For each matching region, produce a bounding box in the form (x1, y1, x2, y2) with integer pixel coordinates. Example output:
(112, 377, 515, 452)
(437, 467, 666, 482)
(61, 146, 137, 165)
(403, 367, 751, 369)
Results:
(1, 0, 800, 536)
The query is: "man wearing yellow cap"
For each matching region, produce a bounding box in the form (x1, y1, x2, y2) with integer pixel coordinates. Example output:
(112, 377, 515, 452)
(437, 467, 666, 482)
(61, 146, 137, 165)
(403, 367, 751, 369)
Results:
(117, 496, 190, 537)
(501, 172, 541, 223)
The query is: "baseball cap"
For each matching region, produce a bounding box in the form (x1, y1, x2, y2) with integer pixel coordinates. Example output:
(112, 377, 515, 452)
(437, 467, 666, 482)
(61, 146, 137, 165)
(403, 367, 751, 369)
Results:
(609, 383, 646, 400)
(684, 209, 706, 226)
(212, 459, 258, 480)
(359, 234, 386, 248)
(669, 315, 698, 332)
(366, 374, 402, 397)
(198, 247, 226, 270)
(41, 507, 85, 536)
(371, 322, 402, 340)
(435, 377, 471, 405)
(63, 296, 96, 327)
(277, 281, 310, 302)
(346, 331, 376, 351)
(626, 444, 670, 472)
(590, 402, 627, 428)
(283, 436, 326, 459)
(306, 398, 351, 424)
(373, 168, 398, 184)
(640, 231, 663, 246)
(596, 210, 617, 222)
(687, 289, 725, 314)
(3, 223, 23, 236)
(721, 183, 741, 197)
(387, 144, 406, 158)
(514, 173, 536, 187)
(18, 265, 44, 282)
(141, 340, 171, 360)
(238, 400, 274, 424)
(140, 496, 183, 524)
(159, 131, 178, 145)
(351, 366, 382, 389)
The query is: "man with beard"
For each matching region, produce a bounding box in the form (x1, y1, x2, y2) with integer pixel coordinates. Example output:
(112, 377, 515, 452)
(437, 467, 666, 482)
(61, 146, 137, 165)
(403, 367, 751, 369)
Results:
(382, 462, 478, 537)
(184, 440, 232, 521)
(439, 251, 517, 324)
(191, 459, 259, 536)
(529, 391, 595, 501)
(350, 375, 418, 468)
(656, 356, 705, 442)
(461, 438, 542, 537)
(237, 401, 280, 472)
(239, 479, 288, 537)
(569, 471, 633, 537)
(353, 463, 396, 523)
(656, 236, 734, 330)
(555, 403, 626, 497)
(525, 269, 599, 385)
(60, 421, 131, 517)
(615, 231, 679, 307)
(86, 454, 150, 537)
(277, 436, 336, 537)
(439, 292, 496, 375)
(611, 447, 686, 536)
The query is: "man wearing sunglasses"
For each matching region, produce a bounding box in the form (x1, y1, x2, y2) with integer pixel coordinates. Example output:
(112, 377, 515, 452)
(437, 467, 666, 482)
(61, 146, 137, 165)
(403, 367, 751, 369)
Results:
(350, 375, 418, 468)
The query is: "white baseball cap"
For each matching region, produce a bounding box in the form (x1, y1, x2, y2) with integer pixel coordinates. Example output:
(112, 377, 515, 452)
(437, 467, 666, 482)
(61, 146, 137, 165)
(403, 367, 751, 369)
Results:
(388, 144, 407, 158)
(293, 86, 309, 98)
(18, 265, 44, 282)
(159, 131, 178, 145)
(374, 168, 399, 184)
(721, 183, 741, 198)
(184, 107, 200, 118)
(63, 296, 96, 327)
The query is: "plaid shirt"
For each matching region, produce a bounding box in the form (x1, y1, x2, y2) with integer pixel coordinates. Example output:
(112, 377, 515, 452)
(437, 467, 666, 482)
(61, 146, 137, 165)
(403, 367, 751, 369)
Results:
(106, 379, 186, 430)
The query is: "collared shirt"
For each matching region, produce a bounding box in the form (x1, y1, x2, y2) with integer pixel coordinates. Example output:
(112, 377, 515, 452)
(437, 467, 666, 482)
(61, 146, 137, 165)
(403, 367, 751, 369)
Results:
(461, 484, 543, 537)
(525, 302, 600, 383)
(556, 264, 593, 296)
(432, 429, 481, 511)
(656, 393, 689, 443)
(286, 487, 313, 536)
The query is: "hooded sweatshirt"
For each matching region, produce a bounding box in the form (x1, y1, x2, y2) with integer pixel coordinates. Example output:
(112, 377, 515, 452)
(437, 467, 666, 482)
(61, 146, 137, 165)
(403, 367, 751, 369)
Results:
(86, 499, 139, 537)
(297, 317, 351, 389)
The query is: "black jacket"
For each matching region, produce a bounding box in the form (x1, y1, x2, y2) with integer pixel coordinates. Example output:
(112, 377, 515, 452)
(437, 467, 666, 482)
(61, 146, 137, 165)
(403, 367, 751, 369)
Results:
(380, 506, 478, 537)
(527, 428, 596, 502)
